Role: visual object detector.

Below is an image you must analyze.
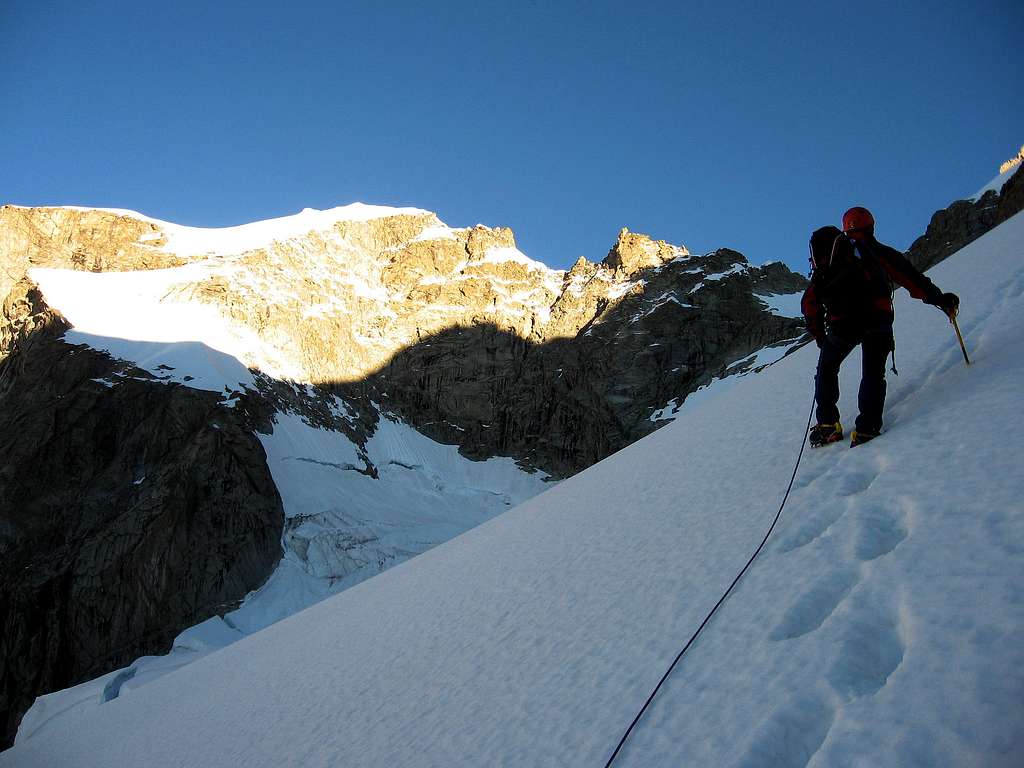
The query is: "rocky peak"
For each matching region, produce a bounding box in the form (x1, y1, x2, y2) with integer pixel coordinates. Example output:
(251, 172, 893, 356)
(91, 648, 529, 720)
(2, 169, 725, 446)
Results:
(602, 227, 688, 275)
(999, 144, 1024, 175)
(465, 224, 517, 259)
(567, 255, 596, 277)
(752, 259, 813, 294)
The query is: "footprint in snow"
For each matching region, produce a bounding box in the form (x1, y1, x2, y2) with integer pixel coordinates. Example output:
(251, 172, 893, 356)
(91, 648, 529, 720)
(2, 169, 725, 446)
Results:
(775, 502, 846, 554)
(791, 458, 832, 491)
(769, 568, 858, 641)
(826, 601, 904, 699)
(777, 466, 877, 554)
(733, 690, 835, 768)
(851, 501, 908, 561)
(833, 468, 877, 496)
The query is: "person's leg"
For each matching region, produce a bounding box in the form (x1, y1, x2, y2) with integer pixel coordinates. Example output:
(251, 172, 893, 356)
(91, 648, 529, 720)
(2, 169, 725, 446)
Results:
(855, 327, 894, 434)
(815, 331, 856, 425)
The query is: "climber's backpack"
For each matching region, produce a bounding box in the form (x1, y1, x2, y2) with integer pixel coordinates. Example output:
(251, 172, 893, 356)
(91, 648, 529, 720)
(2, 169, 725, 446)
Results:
(808, 225, 892, 320)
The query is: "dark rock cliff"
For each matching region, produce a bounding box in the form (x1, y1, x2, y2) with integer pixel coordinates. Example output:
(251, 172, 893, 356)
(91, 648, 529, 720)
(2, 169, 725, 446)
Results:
(0, 311, 284, 747)
(906, 165, 1024, 272)
(995, 164, 1024, 228)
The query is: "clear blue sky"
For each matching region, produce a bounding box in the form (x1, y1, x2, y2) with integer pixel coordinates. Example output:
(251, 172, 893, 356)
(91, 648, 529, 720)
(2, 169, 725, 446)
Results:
(3, 0, 1021, 272)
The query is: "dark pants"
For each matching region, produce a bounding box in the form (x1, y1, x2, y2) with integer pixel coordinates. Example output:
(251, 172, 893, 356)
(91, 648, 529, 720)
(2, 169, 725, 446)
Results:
(815, 325, 894, 434)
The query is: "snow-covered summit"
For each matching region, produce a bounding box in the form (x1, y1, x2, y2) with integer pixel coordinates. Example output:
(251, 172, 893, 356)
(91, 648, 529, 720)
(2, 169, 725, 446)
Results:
(5, 206, 1021, 767)
(152, 203, 437, 255)
(11, 202, 436, 255)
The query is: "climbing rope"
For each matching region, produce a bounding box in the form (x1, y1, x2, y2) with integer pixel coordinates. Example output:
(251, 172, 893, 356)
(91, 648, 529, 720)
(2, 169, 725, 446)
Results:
(602, 395, 817, 768)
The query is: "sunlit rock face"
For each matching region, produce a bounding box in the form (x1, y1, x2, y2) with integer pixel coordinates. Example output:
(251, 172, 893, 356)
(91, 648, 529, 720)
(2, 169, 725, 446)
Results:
(999, 144, 1023, 175)
(602, 226, 686, 274)
(1, 203, 808, 475)
(0, 206, 185, 304)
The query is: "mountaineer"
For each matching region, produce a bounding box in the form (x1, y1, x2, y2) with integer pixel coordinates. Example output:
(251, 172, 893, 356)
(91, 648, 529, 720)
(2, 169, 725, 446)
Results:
(801, 206, 960, 447)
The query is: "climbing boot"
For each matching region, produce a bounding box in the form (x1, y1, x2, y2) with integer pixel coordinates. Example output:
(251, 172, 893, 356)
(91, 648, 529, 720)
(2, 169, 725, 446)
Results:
(850, 429, 879, 447)
(809, 422, 843, 448)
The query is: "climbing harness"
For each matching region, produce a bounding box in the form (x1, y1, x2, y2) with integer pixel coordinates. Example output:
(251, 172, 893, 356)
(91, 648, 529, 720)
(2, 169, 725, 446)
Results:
(602, 396, 816, 768)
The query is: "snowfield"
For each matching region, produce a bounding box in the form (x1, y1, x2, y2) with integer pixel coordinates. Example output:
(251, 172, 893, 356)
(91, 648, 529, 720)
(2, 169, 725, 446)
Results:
(5, 213, 1024, 767)
(30, 263, 305, 383)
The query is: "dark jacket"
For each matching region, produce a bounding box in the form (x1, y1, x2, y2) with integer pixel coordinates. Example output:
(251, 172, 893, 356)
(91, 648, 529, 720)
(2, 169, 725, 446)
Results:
(801, 230, 943, 340)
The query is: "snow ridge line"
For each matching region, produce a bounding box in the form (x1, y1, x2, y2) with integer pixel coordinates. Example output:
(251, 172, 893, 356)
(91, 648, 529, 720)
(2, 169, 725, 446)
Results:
(602, 396, 817, 768)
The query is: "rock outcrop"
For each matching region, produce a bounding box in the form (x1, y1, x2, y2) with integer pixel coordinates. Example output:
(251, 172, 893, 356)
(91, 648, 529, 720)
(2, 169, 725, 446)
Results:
(906, 164, 1024, 272)
(0, 205, 184, 305)
(995, 161, 1024, 228)
(1, 279, 52, 359)
(602, 227, 686, 274)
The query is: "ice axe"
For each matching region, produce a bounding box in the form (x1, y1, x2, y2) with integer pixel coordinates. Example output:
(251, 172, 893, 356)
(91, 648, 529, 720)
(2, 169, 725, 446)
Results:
(950, 310, 970, 366)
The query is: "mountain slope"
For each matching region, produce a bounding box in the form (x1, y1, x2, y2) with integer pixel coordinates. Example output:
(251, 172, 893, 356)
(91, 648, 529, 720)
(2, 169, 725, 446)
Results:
(6, 212, 1021, 767)
(0, 203, 809, 743)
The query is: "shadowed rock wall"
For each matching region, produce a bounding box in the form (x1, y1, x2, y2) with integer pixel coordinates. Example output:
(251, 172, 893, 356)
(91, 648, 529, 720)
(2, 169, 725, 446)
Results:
(0, 317, 284, 747)
(345, 250, 807, 477)
(906, 165, 1024, 272)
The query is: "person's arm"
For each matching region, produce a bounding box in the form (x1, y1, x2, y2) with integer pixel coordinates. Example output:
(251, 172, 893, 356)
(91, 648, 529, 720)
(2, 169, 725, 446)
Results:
(874, 243, 941, 302)
(875, 242, 959, 317)
(801, 282, 825, 344)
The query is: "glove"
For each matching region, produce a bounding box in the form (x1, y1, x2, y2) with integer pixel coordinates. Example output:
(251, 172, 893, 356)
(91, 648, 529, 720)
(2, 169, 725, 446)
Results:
(938, 292, 960, 319)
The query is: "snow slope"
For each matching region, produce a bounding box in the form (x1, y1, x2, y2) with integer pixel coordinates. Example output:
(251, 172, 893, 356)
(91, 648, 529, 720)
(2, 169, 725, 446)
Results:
(30, 263, 305, 382)
(6, 214, 1024, 766)
(14, 407, 550, 744)
(236, 408, 551, 634)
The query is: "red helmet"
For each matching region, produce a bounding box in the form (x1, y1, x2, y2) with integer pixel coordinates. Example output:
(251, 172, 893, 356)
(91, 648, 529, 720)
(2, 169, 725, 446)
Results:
(842, 206, 875, 234)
